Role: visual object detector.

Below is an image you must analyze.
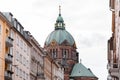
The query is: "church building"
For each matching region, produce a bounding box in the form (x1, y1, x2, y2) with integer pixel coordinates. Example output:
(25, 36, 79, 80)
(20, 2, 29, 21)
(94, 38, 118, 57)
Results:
(44, 6, 98, 80)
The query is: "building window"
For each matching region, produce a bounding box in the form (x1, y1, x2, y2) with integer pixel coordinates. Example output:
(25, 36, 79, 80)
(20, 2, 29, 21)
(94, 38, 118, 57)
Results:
(62, 49, 68, 58)
(25, 73, 28, 80)
(20, 40, 23, 49)
(16, 67, 18, 76)
(112, 76, 119, 80)
(119, 11, 120, 17)
(13, 18, 17, 28)
(51, 49, 58, 58)
(23, 57, 26, 66)
(0, 25, 1, 34)
(24, 43, 27, 52)
(20, 54, 22, 63)
(0, 42, 1, 52)
(16, 36, 19, 46)
(17, 23, 21, 32)
(20, 69, 22, 78)
(23, 71, 25, 79)
(9, 48, 13, 55)
(10, 30, 14, 39)
(27, 46, 29, 56)
(18, 68, 20, 77)
(26, 60, 29, 69)
(16, 51, 19, 61)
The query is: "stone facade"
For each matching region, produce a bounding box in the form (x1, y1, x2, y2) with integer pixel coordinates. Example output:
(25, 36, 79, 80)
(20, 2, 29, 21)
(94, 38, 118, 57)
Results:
(44, 52, 64, 80)
(107, 0, 120, 80)
(29, 35, 45, 80)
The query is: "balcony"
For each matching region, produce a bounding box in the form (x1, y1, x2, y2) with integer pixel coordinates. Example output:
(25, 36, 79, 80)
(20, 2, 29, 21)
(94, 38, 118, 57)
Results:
(5, 54, 13, 64)
(109, 64, 119, 77)
(109, 0, 115, 11)
(109, 68, 119, 73)
(6, 36, 13, 47)
(37, 73, 45, 79)
(4, 70, 13, 80)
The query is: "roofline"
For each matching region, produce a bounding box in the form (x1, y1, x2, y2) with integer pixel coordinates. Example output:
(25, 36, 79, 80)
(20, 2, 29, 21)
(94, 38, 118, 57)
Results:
(70, 76, 98, 79)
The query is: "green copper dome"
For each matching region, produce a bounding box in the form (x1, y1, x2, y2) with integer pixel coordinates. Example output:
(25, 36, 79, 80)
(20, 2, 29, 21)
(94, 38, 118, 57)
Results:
(45, 29, 75, 46)
(45, 9, 76, 47)
(56, 14, 64, 22)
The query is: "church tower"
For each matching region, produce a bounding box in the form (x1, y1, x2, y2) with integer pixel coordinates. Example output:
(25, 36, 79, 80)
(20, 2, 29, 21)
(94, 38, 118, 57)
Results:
(44, 6, 79, 80)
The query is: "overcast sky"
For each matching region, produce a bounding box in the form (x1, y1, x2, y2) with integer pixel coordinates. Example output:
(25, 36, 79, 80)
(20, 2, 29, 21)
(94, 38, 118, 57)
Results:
(0, 0, 112, 80)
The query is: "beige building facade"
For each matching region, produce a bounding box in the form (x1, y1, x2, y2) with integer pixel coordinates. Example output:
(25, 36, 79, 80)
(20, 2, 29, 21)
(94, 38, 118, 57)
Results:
(44, 52, 64, 80)
(29, 35, 45, 80)
(3, 12, 32, 80)
(52, 61, 64, 80)
(108, 0, 120, 80)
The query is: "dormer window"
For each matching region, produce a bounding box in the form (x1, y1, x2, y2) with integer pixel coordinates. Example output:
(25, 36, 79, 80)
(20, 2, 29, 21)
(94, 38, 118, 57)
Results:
(17, 23, 21, 32)
(20, 27, 24, 35)
(13, 18, 17, 28)
(3, 12, 13, 22)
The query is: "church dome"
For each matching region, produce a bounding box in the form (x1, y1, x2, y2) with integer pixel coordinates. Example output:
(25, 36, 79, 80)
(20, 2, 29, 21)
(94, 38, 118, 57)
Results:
(45, 29, 75, 46)
(44, 7, 76, 47)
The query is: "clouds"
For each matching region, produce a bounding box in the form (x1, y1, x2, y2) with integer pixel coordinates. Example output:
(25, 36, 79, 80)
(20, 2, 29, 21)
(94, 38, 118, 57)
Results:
(0, 0, 112, 80)
(74, 32, 107, 49)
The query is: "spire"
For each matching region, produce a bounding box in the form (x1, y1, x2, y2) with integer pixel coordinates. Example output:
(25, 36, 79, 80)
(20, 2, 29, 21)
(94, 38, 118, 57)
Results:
(55, 6, 65, 30)
(59, 5, 61, 16)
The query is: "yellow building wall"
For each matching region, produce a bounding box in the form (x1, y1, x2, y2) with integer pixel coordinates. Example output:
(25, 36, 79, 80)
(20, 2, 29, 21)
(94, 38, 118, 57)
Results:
(0, 19, 6, 80)
(0, 16, 11, 80)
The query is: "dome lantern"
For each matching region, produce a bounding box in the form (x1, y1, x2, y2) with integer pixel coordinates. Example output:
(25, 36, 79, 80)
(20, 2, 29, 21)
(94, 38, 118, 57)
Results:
(44, 6, 76, 48)
(55, 6, 65, 30)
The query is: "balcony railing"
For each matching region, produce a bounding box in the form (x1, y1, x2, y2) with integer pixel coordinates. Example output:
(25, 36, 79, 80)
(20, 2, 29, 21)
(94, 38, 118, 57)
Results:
(37, 73, 45, 79)
(6, 36, 13, 47)
(109, 0, 115, 11)
(113, 63, 118, 68)
(109, 63, 119, 77)
(5, 54, 13, 64)
(6, 65, 13, 72)
(109, 68, 119, 73)
(4, 70, 13, 80)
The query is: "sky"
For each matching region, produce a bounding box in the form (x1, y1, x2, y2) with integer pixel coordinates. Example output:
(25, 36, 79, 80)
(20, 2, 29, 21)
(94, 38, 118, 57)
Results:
(0, 0, 112, 80)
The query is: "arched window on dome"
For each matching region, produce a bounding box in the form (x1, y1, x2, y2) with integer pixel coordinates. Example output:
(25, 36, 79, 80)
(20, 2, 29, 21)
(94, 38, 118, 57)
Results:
(51, 49, 58, 59)
(62, 49, 68, 59)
